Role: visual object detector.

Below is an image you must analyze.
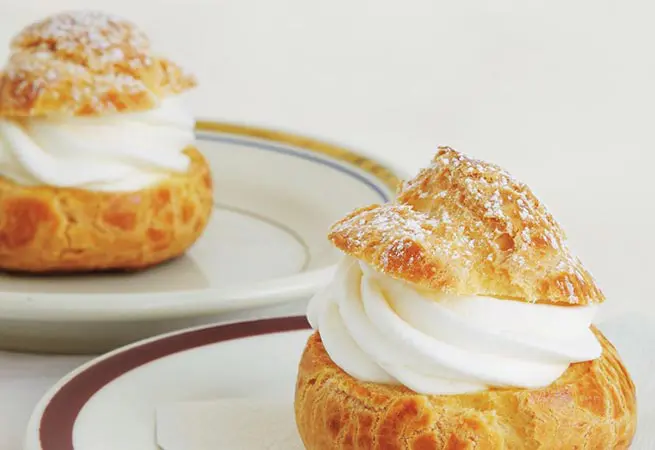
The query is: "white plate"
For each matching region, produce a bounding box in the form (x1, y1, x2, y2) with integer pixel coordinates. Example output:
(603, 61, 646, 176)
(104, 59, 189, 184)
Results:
(25, 317, 312, 450)
(0, 122, 398, 353)
(24, 315, 654, 450)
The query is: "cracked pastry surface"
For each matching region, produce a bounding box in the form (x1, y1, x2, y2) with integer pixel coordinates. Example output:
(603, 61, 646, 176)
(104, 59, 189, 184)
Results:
(0, 147, 212, 272)
(329, 147, 603, 305)
(0, 11, 212, 272)
(296, 329, 636, 450)
(0, 11, 196, 116)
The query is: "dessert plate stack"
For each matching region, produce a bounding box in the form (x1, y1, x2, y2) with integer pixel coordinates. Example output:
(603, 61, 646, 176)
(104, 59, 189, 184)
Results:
(0, 122, 398, 353)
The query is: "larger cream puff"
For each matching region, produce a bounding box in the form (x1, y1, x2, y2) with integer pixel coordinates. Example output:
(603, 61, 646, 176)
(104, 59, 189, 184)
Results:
(295, 148, 636, 449)
(0, 11, 212, 272)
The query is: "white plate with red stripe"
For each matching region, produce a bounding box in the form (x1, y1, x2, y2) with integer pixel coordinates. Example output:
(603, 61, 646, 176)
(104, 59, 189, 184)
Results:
(24, 313, 653, 450)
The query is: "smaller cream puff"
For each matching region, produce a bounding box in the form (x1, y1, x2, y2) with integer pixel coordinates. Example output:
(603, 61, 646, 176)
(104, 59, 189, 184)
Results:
(0, 11, 213, 272)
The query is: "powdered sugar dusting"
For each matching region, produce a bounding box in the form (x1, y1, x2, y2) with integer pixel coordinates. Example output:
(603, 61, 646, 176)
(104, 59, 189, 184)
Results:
(383, 239, 413, 268)
(4, 50, 150, 113)
(331, 147, 603, 305)
(9, 10, 152, 75)
(402, 147, 570, 258)
(332, 204, 438, 248)
(0, 11, 196, 116)
(96, 73, 145, 94)
(12, 11, 150, 55)
(332, 205, 440, 273)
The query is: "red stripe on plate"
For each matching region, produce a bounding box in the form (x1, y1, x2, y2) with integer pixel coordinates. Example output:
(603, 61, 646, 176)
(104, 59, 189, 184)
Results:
(39, 316, 311, 450)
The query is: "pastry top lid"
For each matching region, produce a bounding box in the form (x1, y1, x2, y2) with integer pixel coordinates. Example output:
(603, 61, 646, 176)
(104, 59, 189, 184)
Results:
(0, 11, 196, 117)
(329, 147, 604, 305)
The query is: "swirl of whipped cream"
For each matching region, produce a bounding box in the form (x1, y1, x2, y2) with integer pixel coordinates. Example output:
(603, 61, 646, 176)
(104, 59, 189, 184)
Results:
(308, 257, 602, 395)
(0, 96, 195, 192)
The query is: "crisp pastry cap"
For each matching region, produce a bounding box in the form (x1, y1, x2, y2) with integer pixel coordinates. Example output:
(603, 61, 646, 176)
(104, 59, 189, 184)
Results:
(329, 147, 604, 305)
(0, 11, 196, 117)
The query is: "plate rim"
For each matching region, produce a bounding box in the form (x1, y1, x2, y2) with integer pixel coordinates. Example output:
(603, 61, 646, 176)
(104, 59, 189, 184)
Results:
(0, 121, 401, 320)
(24, 315, 311, 450)
(195, 120, 400, 192)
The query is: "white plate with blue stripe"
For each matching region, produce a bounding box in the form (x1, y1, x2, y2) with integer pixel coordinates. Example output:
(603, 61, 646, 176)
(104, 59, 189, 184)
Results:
(0, 122, 399, 353)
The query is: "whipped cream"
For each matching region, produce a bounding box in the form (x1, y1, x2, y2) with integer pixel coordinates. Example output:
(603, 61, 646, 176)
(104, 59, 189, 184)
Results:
(0, 96, 195, 192)
(308, 257, 602, 395)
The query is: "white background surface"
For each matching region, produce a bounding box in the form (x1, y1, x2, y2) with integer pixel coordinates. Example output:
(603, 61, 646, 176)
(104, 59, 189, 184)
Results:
(0, 0, 653, 448)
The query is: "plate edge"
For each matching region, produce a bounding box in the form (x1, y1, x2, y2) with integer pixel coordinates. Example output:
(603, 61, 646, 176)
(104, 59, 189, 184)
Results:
(26, 316, 312, 450)
(196, 120, 401, 191)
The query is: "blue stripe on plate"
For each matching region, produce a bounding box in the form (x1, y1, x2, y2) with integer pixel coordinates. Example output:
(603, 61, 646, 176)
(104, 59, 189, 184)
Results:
(197, 133, 390, 201)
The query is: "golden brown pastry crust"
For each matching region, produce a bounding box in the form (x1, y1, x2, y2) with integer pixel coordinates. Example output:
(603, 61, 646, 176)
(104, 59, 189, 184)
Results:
(329, 147, 603, 305)
(0, 147, 212, 272)
(295, 330, 637, 450)
(0, 11, 196, 117)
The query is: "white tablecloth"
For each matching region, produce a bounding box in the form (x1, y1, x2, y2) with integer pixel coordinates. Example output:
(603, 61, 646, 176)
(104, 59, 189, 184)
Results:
(0, 1, 654, 448)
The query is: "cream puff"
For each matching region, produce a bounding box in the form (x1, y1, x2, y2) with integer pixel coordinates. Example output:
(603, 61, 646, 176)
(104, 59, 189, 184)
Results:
(295, 148, 636, 449)
(0, 11, 212, 272)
